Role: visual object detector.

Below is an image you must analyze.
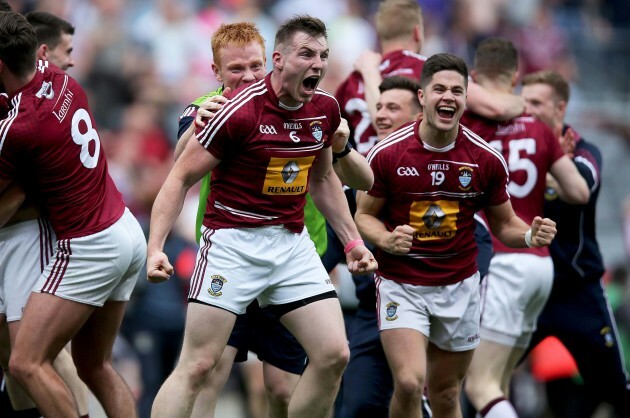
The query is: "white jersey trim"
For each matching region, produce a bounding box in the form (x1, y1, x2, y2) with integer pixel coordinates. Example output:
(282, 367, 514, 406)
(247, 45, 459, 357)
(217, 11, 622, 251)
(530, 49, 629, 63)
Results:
(366, 124, 415, 163)
(214, 200, 279, 221)
(0, 93, 21, 156)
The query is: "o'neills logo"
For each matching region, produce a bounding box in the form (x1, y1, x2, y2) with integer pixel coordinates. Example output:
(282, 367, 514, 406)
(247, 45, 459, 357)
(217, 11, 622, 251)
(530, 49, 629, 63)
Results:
(53, 89, 74, 122)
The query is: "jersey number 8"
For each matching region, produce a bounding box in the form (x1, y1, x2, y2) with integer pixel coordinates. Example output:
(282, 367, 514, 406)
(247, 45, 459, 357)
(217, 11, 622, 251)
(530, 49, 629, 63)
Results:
(71, 108, 101, 169)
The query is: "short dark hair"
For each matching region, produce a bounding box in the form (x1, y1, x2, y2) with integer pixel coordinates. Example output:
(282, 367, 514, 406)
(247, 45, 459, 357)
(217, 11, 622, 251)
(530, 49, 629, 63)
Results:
(420, 53, 468, 88)
(25, 11, 74, 49)
(379, 76, 421, 111)
(522, 70, 570, 102)
(0, 1, 12, 12)
(274, 15, 327, 50)
(0, 11, 37, 77)
(474, 37, 518, 77)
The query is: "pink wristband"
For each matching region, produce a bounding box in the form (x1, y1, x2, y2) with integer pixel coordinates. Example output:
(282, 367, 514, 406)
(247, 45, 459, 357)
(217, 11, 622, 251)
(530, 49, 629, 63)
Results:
(344, 239, 364, 254)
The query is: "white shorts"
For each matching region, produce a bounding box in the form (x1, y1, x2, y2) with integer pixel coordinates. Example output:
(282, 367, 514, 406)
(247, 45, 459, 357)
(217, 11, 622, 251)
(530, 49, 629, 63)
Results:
(376, 272, 481, 352)
(189, 225, 335, 314)
(34, 209, 147, 306)
(0, 219, 55, 321)
(480, 253, 553, 348)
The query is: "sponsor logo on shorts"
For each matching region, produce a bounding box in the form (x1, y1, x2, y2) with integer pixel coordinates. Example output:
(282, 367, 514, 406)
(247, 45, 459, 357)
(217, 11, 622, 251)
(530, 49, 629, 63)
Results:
(467, 333, 480, 343)
(601, 326, 615, 348)
(385, 302, 399, 321)
(208, 275, 227, 297)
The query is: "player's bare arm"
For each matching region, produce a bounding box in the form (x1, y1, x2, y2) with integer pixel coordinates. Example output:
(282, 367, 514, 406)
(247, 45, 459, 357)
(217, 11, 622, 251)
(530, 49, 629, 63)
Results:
(353, 50, 382, 125)
(0, 181, 25, 228)
(309, 147, 377, 274)
(548, 155, 590, 204)
(332, 118, 374, 190)
(355, 191, 414, 255)
(484, 200, 557, 248)
(148, 139, 220, 282)
(467, 81, 524, 121)
(174, 93, 230, 161)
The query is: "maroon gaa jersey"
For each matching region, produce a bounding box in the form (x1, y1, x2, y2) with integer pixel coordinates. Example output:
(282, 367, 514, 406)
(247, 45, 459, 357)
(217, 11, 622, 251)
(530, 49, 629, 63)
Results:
(366, 121, 509, 286)
(0, 61, 124, 239)
(195, 73, 341, 234)
(336, 49, 426, 155)
(461, 112, 564, 256)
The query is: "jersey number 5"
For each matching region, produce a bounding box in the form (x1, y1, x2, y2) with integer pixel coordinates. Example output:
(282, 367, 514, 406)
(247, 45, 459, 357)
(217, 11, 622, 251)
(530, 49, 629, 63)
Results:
(71, 108, 101, 169)
(489, 138, 537, 198)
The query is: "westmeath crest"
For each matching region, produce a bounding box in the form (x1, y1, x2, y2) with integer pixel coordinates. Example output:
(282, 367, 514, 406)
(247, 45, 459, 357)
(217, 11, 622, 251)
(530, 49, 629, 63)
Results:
(458, 166, 473, 190)
(310, 121, 323, 142)
(208, 275, 227, 297)
(385, 301, 400, 321)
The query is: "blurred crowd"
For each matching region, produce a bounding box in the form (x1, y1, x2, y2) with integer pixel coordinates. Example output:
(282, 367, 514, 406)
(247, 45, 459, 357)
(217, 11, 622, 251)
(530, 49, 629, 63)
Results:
(5, 0, 630, 417)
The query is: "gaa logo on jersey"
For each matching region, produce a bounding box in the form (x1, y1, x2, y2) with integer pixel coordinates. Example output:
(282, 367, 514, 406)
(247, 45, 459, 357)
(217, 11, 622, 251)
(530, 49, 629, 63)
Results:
(385, 301, 400, 321)
(544, 187, 558, 201)
(208, 275, 227, 297)
(458, 166, 473, 190)
(310, 121, 323, 142)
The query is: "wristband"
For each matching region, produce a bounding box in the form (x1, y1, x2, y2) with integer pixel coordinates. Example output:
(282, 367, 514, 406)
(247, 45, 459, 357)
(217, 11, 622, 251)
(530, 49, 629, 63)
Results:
(333, 142, 352, 160)
(524, 228, 533, 248)
(344, 238, 364, 254)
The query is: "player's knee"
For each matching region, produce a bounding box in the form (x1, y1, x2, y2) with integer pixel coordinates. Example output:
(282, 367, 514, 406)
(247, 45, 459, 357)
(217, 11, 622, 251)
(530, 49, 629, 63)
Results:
(393, 374, 424, 403)
(181, 358, 218, 391)
(266, 382, 292, 410)
(8, 353, 37, 384)
(429, 385, 460, 411)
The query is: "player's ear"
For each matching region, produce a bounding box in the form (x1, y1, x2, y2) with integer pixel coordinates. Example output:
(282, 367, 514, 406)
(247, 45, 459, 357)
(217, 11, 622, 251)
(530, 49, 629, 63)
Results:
(417, 88, 425, 108)
(272, 50, 283, 70)
(36, 44, 48, 61)
(211, 63, 222, 83)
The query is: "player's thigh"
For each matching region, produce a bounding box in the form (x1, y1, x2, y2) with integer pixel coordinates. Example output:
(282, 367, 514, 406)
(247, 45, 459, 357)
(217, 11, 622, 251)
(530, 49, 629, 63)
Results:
(380, 327, 428, 384)
(71, 300, 128, 368)
(426, 342, 474, 392)
(178, 302, 237, 370)
(467, 339, 514, 383)
(14, 292, 94, 362)
(279, 297, 347, 362)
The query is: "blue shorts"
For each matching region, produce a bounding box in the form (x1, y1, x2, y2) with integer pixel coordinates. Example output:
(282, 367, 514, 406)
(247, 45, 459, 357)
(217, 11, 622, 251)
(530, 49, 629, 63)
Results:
(530, 279, 630, 413)
(227, 300, 307, 375)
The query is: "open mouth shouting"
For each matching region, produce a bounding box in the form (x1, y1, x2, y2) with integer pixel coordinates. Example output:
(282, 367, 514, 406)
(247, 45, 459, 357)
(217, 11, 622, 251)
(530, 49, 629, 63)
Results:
(302, 75, 320, 95)
(436, 105, 456, 121)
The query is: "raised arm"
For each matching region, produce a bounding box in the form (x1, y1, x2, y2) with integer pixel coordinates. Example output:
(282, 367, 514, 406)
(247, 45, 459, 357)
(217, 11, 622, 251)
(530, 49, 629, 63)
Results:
(309, 147, 377, 274)
(353, 50, 382, 127)
(332, 118, 373, 190)
(147, 139, 219, 282)
(467, 81, 524, 121)
(548, 155, 590, 204)
(484, 200, 557, 248)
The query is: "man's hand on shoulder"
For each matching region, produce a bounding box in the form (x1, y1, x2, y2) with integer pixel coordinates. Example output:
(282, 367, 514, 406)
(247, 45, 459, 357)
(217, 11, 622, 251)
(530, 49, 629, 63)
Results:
(195, 87, 232, 129)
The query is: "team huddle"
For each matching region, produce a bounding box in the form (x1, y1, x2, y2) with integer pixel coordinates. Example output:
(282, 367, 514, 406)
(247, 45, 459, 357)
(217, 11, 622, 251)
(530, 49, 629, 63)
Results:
(0, 1, 628, 418)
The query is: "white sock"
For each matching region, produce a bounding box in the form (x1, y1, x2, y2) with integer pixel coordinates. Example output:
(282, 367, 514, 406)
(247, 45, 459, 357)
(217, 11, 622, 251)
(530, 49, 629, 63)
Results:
(482, 399, 519, 418)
